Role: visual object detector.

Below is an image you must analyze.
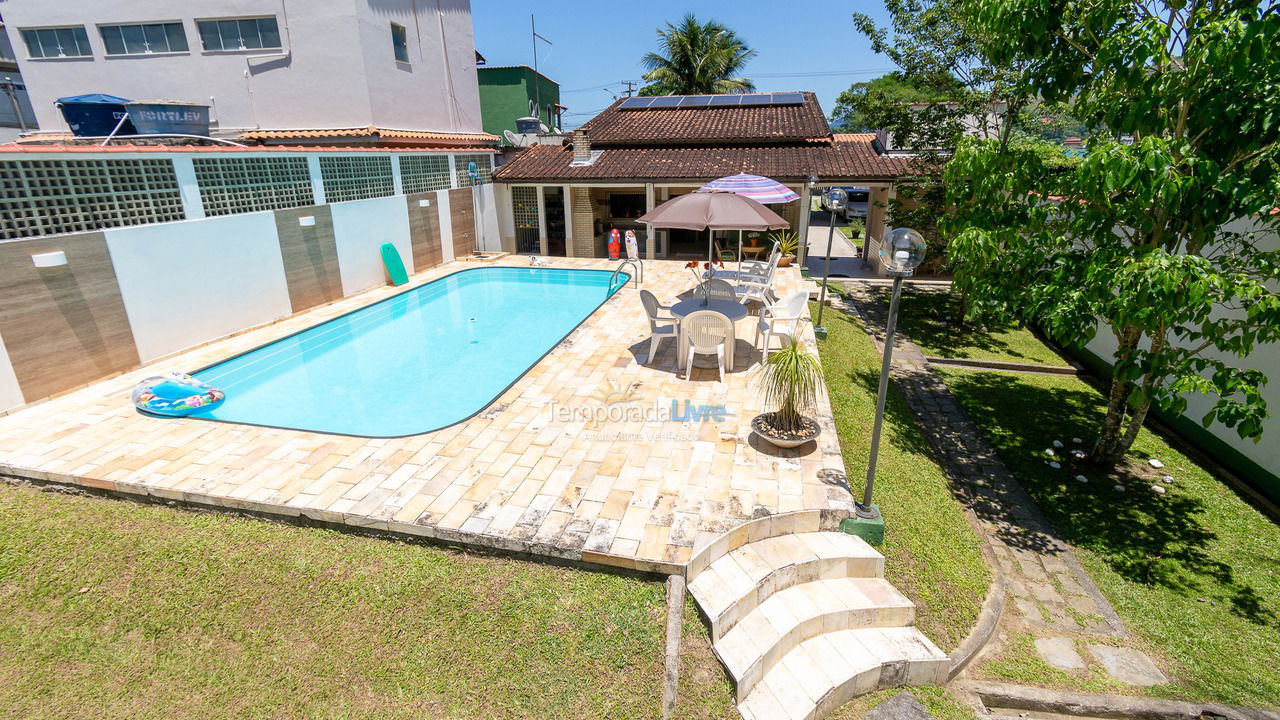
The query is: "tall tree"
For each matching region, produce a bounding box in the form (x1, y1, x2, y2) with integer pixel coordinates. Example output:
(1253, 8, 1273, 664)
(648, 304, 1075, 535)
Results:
(829, 72, 947, 132)
(848, 0, 1026, 273)
(639, 14, 756, 95)
(944, 1, 1280, 466)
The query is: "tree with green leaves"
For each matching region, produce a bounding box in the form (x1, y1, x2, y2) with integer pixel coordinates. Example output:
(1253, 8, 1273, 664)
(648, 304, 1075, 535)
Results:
(829, 72, 947, 132)
(639, 14, 756, 96)
(847, 1, 1028, 273)
(944, 0, 1280, 466)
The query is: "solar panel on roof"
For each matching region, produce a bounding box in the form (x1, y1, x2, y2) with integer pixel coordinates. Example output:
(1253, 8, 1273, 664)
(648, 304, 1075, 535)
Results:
(708, 95, 741, 106)
(771, 92, 805, 105)
(678, 95, 713, 107)
(618, 97, 655, 109)
(646, 96, 683, 108)
(738, 94, 772, 107)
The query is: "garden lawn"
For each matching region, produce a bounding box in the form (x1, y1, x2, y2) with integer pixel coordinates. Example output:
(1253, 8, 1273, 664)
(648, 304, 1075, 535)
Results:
(938, 368, 1280, 708)
(0, 482, 737, 720)
(814, 303, 990, 651)
(889, 287, 1066, 366)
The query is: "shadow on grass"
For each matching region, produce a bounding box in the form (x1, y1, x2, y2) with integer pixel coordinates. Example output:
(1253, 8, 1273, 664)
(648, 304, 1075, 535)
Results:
(945, 370, 1276, 627)
(860, 284, 1041, 362)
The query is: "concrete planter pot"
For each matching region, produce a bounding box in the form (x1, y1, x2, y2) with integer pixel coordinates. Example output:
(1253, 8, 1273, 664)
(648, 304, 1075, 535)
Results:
(752, 412, 821, 449)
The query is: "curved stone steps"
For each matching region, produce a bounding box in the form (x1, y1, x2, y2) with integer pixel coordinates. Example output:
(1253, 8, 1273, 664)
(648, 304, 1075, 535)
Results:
(716, 577, 916, 700)
(688, 531, 884, 642)
(736, 627, 950, 720)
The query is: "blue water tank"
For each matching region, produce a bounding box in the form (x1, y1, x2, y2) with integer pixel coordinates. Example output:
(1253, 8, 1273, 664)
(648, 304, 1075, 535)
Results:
(125, 101, 211, 136)
(56, 93, 137, 137)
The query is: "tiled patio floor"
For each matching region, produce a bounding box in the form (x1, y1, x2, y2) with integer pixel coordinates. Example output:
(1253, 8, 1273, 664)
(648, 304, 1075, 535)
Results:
(0, 257, 854, 573)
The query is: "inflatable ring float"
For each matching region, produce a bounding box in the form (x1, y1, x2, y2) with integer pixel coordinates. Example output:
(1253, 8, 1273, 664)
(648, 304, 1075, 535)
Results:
(131, 372, 225, 417)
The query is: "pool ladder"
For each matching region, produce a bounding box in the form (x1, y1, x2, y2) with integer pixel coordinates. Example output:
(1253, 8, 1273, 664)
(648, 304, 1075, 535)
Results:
(609, 259, 641, 293)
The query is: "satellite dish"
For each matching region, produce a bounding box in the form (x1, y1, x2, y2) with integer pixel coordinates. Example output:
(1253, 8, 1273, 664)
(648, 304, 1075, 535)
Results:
(539, 122, 550, 133)
(503, 129, 521, 146)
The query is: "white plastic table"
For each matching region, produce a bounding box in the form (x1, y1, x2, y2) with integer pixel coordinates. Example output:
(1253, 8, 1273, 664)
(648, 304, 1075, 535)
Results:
(670, 298, 749, 371)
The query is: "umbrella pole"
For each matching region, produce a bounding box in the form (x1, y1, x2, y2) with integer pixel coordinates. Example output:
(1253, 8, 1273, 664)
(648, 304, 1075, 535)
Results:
(737, 230, 744, 282)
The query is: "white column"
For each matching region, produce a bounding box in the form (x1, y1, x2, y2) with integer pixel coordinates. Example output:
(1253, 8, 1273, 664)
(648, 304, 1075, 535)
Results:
(535, 185, 549, 256)
(644, 182, 656, 260)
(562, 185, 573, 257)
(437, 189, 454, 262)
(171, 156, 205, 219)
(306, 155, 326, 205)
(446, 153, 458, 189)
(390, 154, 404, 196)
(796, 184, 812, 266)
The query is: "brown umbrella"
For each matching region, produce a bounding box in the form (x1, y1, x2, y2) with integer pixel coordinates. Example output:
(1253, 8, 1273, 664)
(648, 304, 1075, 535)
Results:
(638, 190, 790, 263)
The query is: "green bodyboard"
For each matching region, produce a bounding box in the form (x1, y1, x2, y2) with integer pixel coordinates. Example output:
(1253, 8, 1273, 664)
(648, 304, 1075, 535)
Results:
(380, 243, 409, 286)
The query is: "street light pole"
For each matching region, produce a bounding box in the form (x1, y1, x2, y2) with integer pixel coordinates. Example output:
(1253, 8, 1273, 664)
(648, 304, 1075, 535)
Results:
(813, 188, 845, 337)
(857, 272, 904, 519)
(856, 227, 925, 523)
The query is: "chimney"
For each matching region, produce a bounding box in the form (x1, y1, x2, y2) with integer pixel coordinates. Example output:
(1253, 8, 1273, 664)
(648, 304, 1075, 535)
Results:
(572, 129, 591, 162)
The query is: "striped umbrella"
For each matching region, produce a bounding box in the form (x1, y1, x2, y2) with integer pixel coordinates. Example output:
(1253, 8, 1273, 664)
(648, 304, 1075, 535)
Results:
(697, 174, 800, 271)
(698, 173, 801, 204)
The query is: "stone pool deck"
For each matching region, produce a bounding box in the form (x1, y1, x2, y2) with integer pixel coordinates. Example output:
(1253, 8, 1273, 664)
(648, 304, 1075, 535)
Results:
(0, 257, 853, 573)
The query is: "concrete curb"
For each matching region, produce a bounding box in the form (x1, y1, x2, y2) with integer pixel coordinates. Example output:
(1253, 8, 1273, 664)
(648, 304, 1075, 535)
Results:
(662, 575, 686, 719)
(924, 356, 1078, 375)
(956, 680, 1280, 720)
(946, 555, 1006, 681)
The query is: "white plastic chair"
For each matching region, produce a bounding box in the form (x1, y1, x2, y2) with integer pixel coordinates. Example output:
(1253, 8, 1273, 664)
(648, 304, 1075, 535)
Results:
(704, 278, 737, 302)
(755, 290, 809, 360)
(739, 241, 779, 278)
(682, 310, 733, 382)
(734, 253, 780, 306)
(640, 289, 678, 365)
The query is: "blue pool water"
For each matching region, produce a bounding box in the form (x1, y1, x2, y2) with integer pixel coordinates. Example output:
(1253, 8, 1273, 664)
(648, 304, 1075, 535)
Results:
(188, 267, 626, 437)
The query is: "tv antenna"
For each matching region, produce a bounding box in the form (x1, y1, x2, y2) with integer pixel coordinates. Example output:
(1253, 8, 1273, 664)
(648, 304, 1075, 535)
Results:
(531, 16, 553, 129)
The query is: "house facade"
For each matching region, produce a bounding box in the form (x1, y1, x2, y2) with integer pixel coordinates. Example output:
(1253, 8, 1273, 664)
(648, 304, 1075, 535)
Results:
(478, 65, 563, 142)
(492, 92, 908, 267)
(0, 0, 492, 148)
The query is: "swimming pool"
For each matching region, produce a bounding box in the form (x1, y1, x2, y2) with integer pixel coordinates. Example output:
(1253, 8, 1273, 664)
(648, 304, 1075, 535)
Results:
(188, 266, 627, 437)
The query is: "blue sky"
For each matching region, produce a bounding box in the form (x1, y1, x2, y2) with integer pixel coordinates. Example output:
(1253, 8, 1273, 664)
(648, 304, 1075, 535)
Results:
(471, 1, 897, 129)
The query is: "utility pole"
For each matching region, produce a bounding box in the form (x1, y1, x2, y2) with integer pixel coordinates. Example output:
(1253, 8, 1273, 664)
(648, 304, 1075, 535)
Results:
(620, 80, 638, 97)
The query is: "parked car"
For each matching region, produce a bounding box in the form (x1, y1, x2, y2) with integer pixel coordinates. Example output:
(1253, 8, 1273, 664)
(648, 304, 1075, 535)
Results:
(819, 186, 870, 220)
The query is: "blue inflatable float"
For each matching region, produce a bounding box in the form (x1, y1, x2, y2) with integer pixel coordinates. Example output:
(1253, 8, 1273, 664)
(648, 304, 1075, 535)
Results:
(131, 372, 225, 416)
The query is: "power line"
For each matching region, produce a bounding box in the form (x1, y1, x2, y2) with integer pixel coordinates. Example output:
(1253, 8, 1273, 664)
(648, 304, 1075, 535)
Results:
(751, 68, 896, 78)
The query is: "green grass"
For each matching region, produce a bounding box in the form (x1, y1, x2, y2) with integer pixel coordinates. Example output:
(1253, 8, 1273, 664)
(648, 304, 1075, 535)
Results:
(883, 287, 1066, 366)
(0, 482, 738, 719)
(814, 303, 990, 651)
(938, 368, 1280, 708)
(830, 686, 979, 720)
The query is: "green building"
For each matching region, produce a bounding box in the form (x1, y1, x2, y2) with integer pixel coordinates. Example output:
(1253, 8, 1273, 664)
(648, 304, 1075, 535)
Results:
(477, 65, 563, 144)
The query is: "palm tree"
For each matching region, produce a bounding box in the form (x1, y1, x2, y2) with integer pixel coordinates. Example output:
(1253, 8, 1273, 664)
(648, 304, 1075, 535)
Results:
(640, 14, 756, 95)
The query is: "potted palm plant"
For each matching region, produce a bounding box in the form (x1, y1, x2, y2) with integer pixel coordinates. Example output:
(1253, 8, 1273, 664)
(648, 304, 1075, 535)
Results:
(752, 338, 824, 448)
(770, 230, 800, 267)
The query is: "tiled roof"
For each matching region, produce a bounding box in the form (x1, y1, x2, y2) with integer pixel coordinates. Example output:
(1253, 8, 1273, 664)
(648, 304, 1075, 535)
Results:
(237, 125, 500, 145)
(579, 92, 831, 145)
(0, 143, 495, 154)
(494, 135, 909, 182)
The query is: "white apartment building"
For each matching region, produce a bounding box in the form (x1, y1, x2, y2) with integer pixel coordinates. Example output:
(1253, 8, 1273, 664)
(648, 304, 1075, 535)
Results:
(0, 0, 492, 147)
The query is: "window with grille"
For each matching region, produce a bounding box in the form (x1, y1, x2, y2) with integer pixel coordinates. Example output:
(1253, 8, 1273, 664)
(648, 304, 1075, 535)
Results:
(100, 22, 189, 55)
(196, 17, 281, 52)
(398, 154, 451, 194)
(193, 156, 314, 215)
(454, 153, 493, 187)
(0, 159, 184, 240)
(20, 26, 92, 58)
(511, 186, 540, 254)
(318, 155, 394, 203)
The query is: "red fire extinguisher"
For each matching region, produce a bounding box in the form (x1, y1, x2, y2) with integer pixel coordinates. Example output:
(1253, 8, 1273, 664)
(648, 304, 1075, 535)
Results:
(608, 228, 621, 260)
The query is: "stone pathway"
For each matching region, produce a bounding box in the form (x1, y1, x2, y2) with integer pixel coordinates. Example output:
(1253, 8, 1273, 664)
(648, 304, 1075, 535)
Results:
(834, 282, 1166, 688)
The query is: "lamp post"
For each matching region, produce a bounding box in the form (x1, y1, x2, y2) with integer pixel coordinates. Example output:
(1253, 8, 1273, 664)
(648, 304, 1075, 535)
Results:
(813, 187, 846, 339)
(857, 227, 927, 523)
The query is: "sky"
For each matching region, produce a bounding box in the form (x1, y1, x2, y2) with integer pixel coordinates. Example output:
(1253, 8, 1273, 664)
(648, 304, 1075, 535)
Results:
(471, 1, 898, 129)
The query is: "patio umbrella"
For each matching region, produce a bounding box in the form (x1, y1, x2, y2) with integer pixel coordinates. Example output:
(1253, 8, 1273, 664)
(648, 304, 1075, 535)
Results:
(637, 189, 789, 265)
(697, 173, 801, 267)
